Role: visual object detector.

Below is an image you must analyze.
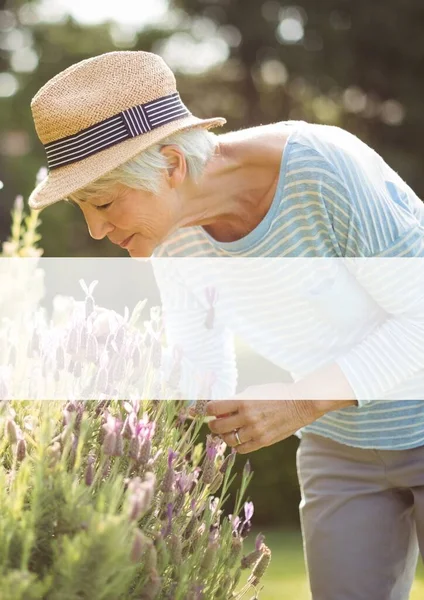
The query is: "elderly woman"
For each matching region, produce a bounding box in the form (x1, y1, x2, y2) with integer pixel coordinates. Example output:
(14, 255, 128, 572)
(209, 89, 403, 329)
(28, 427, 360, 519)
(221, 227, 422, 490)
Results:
(29, 51, 424, 600)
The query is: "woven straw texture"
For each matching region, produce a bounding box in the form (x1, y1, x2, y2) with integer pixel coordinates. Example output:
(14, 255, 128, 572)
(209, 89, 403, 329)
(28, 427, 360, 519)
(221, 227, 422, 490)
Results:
(29, 51, 226, 210)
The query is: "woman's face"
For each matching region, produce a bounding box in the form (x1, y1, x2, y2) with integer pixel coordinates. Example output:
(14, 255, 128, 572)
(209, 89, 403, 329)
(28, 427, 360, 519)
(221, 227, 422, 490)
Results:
(76, 182, 180, 257)
(75, 147, 188, 257)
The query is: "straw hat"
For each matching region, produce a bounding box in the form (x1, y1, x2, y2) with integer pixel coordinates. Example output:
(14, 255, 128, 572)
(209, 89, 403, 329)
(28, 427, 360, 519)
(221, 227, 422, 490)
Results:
(28, 51, 226, 210)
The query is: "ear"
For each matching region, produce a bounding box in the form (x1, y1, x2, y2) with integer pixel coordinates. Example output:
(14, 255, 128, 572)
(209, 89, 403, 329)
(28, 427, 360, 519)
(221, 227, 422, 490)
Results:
(160, 145, 187, 188)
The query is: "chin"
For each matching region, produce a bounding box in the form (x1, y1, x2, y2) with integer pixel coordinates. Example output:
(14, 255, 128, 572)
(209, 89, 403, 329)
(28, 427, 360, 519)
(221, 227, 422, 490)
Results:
(128, 247, 152, 260)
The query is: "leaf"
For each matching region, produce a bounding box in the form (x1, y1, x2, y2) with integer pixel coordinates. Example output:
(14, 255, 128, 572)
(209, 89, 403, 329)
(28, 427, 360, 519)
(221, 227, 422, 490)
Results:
(128, 299, 147, 328)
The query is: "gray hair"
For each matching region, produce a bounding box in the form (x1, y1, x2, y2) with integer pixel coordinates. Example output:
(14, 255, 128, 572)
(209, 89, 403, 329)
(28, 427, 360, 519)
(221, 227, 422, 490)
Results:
(67, 127, 218, 203)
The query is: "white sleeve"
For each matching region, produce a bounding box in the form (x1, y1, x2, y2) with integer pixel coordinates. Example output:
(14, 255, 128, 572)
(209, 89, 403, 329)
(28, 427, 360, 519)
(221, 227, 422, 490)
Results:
(151, 257, 238, 401)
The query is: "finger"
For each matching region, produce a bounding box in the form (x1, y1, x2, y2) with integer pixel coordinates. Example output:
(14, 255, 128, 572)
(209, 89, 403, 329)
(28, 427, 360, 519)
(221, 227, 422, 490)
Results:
(235, 438, 263, 454)
(221, 428, 252, 448)
(208, 414, 243, 436)
(206, 400, 240, 418)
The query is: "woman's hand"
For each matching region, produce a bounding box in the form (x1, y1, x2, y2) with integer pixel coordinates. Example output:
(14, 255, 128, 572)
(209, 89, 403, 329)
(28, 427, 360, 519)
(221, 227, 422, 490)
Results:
(206, 383, 323, 454)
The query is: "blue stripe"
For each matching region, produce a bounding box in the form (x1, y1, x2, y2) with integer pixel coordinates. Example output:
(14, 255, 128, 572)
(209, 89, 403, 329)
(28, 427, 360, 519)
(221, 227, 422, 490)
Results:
(153, 122, 424, 450)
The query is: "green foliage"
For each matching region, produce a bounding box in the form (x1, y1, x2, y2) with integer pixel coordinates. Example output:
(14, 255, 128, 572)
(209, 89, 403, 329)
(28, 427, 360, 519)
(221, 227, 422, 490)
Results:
(0, 398, 266, 600)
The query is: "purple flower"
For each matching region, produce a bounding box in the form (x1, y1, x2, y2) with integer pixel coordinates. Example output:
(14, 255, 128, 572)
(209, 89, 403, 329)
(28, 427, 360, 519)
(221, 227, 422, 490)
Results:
(103, 412, 122, 435)
(244, 501, 254, 523)
(229, 514, 241, 535)
(102, 412, 123, 456)
(168, 449, 178, 468)
(175, 469, 199, 494)
(129, 412, 156, 443)
(161, 502, 174, 538)
(206, 445, 217, 461)
(206, 434, 223, 461)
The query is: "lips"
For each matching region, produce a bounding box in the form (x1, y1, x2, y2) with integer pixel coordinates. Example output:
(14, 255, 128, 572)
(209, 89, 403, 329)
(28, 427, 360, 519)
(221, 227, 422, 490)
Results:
(119, 234, 134, 248)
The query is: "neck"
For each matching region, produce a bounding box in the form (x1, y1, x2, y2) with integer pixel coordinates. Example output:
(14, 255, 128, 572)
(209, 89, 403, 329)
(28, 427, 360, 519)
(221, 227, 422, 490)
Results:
(177, 137, 279, 242)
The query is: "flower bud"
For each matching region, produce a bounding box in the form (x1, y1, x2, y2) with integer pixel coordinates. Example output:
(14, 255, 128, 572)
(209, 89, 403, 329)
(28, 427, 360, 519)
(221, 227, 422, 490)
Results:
(140, 568, 161, 600)
(16, 438, 26, 462)
(102, 432, 116, 456)
(193, 399, 208, 417)
(173, 492, 185, 514)
(219, 451, 236, 475)
(128, 494, 144, 522)
(6, 419, 18, 444)
(130, 528, 146, 563)
(243, 459, 252, 478)
(227, 535, 243, 569)
(138, 439, 151, 466)
(114, 432, 124, 457)
(129, 436, 140, 460)
(241, 548, 262, 569)
(249, 546, 271, 586)
(201, 458, 215, 485)
(85, 461, 95, 486)
(200, 541, 218, 574)
(161, 468, 174, 495)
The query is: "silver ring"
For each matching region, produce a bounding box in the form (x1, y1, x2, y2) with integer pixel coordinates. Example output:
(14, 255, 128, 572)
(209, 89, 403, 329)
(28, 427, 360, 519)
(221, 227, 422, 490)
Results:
(234, 429, 242, 446)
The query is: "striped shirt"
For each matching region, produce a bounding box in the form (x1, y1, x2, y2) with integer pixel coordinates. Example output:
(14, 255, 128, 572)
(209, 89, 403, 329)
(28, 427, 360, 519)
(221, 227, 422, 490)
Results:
(153, 121, 424, 450)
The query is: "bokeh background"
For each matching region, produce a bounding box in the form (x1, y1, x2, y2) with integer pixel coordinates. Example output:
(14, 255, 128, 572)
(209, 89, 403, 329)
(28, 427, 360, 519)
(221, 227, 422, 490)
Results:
(1, 1, 424, 597)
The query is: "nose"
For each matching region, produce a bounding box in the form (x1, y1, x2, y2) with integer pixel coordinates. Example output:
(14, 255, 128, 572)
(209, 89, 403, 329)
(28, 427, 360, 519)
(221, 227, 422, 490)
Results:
(83, 209, 115, 240)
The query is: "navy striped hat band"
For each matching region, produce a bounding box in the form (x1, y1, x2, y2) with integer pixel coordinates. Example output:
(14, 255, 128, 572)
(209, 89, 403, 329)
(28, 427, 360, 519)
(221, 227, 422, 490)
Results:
(44, 92, 190, 170)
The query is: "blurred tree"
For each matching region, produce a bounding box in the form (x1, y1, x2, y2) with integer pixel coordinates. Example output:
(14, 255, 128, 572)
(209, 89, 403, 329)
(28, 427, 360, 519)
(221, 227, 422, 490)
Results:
(1, 0, 423, 255)
(172, 0, 424, 191)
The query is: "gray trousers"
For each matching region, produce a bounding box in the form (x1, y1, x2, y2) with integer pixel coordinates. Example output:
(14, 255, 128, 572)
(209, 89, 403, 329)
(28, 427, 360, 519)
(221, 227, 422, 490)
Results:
(296, 432, 424, 600)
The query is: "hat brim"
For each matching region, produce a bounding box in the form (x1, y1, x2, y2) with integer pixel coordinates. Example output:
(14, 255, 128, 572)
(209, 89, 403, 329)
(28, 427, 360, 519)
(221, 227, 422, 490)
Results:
(28, 115, 226, 210)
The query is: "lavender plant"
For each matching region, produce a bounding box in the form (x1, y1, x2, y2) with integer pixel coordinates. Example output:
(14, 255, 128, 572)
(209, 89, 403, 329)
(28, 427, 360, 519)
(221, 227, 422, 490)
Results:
(0, 179, 272, 599)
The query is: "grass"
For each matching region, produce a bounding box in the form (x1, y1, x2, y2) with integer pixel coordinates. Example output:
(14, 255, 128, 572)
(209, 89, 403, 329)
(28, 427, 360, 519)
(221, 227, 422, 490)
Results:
(238, 528, 424, 600)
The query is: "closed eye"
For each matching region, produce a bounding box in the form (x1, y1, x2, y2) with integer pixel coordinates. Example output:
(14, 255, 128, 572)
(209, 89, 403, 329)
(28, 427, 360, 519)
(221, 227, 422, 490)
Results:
(96, 202, 113, 211)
